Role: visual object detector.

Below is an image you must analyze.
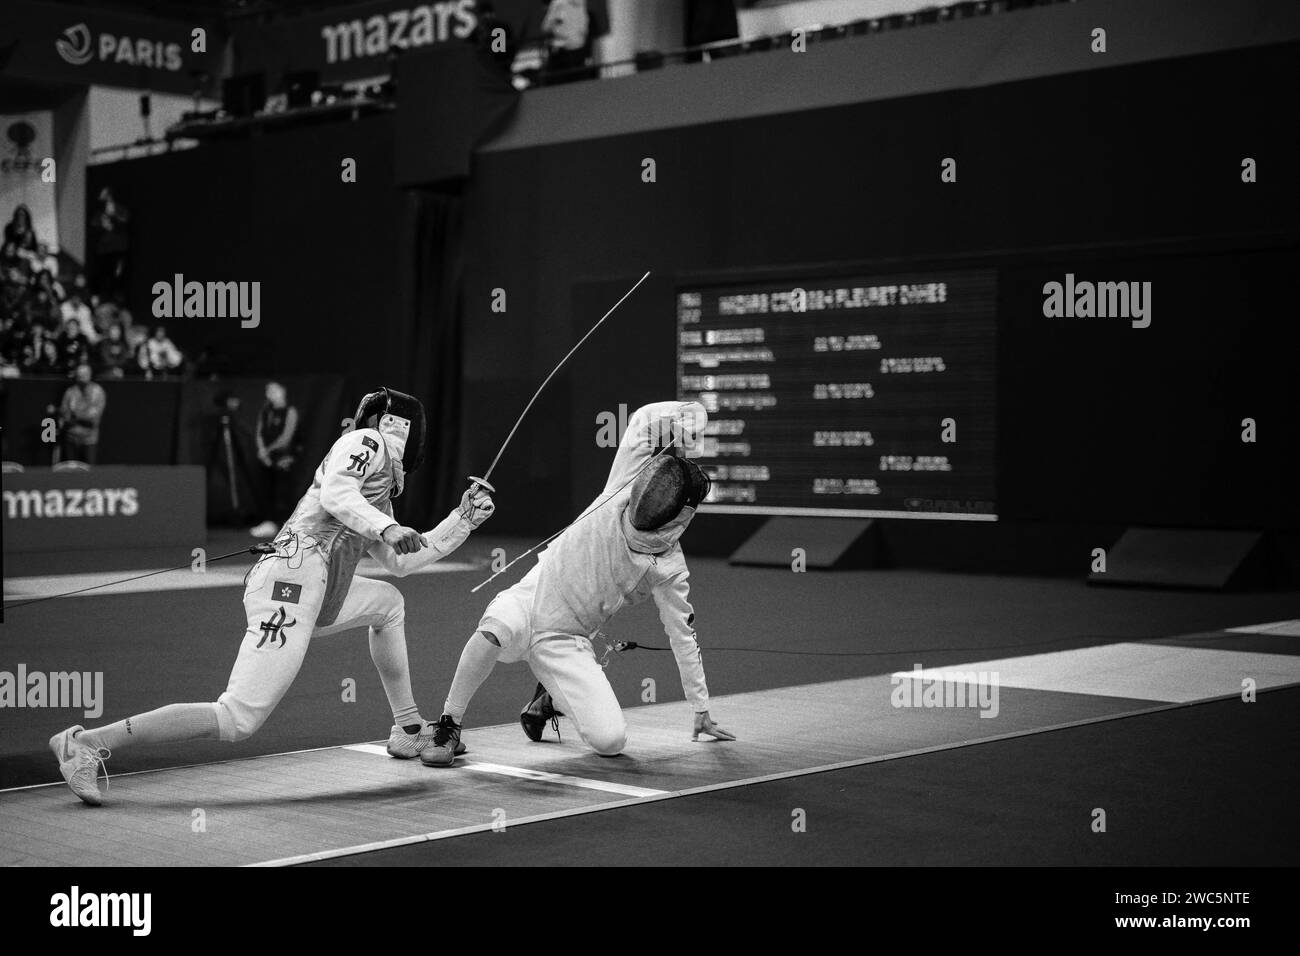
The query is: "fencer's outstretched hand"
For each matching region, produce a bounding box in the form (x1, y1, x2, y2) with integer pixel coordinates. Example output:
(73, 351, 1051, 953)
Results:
(459, 486, 495, 528)
(382, 523, 426, 555)
(692, 711, 736, 742)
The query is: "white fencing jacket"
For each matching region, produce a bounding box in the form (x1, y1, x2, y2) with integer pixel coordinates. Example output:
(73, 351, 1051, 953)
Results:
(280, 427, 475, 625)
(523, 401, 711, 711)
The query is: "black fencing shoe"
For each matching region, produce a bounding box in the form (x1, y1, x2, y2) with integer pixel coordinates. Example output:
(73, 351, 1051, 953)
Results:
(419, 714, 463, 767)
(520, 682, 563, 742)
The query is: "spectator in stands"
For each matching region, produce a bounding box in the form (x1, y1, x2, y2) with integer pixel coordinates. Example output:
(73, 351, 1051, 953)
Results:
(2, 205, 38, 261)
(61, 277, 98, 343)
(509, 0, 608, 87)
(0, 315, 23, 378)
(96, 321, 132, 378)
(25, 285, 61, 330)
(1, 266, 27, 318)
(91, 294, 119, 339)
(22, 327, 60, 374)
(249, 380, 301, 538)
(32, 267, 63, 306)
(58, 362, 107, 464)
(125, 323, 149, 375)
(56, 317, 91, 372)
(543, 0, 604, 73)
(31, 242, 60, 278)
(0, 210, 116, 382)
(142, 324, 183, 377)
(90, 187, 130, 300)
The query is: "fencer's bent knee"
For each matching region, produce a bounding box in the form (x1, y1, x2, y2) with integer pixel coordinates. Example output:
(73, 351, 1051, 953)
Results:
(587, 719, 628, 757)
(376, 581, 405, 628)
(591, 732, 626, 757)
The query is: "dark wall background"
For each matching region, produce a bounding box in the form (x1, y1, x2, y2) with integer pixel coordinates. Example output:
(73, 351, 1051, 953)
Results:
(85, 115, 461, 526)
(79, 40, 1300, 548)
(462, 41, 1300, 538)
(87, 114, 407, 383)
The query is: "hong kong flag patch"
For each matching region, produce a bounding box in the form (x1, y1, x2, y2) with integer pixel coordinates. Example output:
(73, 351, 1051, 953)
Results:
(272, 581, 303, 604)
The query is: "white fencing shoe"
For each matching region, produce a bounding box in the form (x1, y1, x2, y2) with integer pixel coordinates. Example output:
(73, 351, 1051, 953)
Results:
(387, 720, 465, 759)
(49, 725, 110, 806)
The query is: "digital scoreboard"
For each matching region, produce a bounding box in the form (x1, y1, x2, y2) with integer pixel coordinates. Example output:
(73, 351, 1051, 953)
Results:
(677, 269, 997, 520)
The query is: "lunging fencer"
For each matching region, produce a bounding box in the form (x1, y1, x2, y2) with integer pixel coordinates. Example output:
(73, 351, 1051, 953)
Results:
(50, 387, 494, 805)
(420, 400, 734, 766)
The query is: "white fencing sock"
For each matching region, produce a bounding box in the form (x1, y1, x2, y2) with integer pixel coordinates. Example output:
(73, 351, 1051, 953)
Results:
(78, 703, 220, 751)
(369, 623, 422, 730)
(443, 631, 502, 723)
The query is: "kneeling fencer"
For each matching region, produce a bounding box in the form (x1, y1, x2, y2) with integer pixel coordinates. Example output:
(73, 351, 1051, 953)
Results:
(421, 400, 734, 765)
(51, 387, 494, 805)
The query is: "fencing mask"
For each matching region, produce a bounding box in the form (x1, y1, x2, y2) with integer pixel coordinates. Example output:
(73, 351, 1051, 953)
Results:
(352, 387, 427, 474)
(628, 454, 712, 531)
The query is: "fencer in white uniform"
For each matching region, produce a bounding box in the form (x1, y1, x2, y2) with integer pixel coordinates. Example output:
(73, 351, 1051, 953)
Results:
(421, 400, 734, 765)
(50, 387, 494, 805)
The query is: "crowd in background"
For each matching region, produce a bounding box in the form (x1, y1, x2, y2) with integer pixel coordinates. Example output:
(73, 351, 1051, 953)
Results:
(0, 203, 184, 380)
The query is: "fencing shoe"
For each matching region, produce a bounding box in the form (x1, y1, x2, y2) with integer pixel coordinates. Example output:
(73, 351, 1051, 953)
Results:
(391, 720, 466, 759)
(520, 682, 563, 742)
(419, 714, 464, 767)
(387, 721, 433, 759)
(50, 726, 110, 806)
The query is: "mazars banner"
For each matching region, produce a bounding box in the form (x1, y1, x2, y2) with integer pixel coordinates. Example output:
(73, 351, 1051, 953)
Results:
(2, 466, 205, 552)
(1, 0, 224, 94)
(229, 0, 548, 85)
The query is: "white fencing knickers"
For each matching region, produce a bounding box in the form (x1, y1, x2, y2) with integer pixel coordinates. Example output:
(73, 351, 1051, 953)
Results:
(481, 578, 627, 756)
(215, 547, 406, 741)
(528, 634, 627, 756)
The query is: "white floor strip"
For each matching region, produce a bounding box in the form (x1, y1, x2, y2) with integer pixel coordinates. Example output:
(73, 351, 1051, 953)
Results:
(0, 738, 406, 794)
(2, 559, 479, 601)
(460, 761, 667, 797)
(341, 744, 390, 757)
(340, 743, 666, 797)
(1226, 620, 1300, 636)
(892, 642, 1300, 702)
(3, 565, 253, 600)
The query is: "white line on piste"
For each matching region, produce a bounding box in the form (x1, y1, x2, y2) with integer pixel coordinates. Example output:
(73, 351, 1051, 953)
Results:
(341, 743, 666, 797)
(0, 741, 350, 793)
(251, 683, 1300, 867)
(1, 559, 478, 601)
(461, 761, 666, 797)
(340, 743, 393, 757)
(1226, 620, 1300, 635)
(701, 505, 998, 521)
